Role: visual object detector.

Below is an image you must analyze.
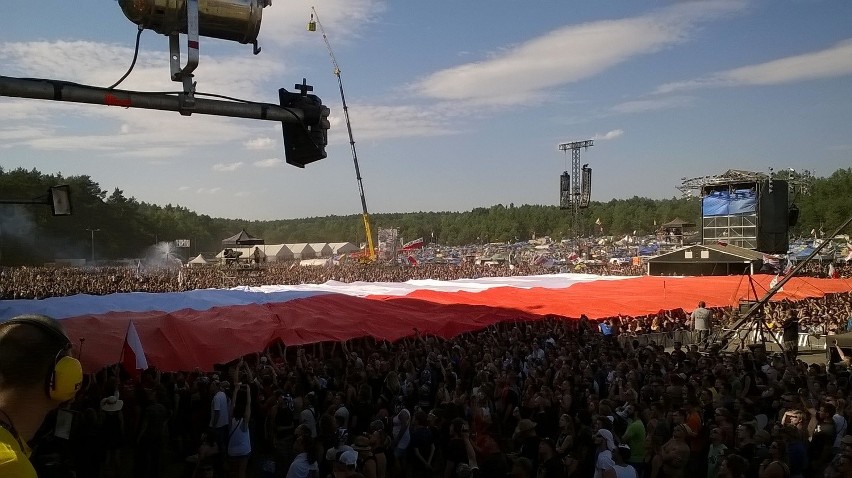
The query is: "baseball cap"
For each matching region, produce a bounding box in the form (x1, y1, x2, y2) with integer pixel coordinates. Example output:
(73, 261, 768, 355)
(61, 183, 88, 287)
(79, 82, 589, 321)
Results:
(339, 450, 358, 467)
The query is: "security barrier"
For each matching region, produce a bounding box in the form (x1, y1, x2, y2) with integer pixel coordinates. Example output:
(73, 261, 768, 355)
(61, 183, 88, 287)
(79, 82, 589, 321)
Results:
(616, 330, 696, 349)
(616, 329, 827, 351)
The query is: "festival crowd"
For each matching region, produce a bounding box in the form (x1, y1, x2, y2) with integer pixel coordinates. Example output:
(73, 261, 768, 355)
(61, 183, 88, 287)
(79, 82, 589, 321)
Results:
(11, 288, 847, 478)
(3, 260, 852, 478)
(1, 261, 848, 300)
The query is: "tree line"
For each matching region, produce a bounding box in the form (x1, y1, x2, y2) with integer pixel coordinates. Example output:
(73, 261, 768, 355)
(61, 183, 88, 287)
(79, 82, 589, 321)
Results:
(0, 167, 849, 266)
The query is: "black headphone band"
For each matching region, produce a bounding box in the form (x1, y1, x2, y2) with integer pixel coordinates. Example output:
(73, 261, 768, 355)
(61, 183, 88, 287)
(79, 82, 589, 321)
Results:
(2, 316, 71, 347)
(1, 316, 73, 396)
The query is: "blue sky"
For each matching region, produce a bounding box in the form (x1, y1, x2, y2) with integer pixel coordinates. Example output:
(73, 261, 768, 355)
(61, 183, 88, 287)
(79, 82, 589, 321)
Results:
(1, 0, 851, 221)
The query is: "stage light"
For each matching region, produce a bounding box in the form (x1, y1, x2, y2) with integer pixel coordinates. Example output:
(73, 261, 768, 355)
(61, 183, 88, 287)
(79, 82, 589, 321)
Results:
(118, 0, 270, 46)
(118, 0, 272, 92)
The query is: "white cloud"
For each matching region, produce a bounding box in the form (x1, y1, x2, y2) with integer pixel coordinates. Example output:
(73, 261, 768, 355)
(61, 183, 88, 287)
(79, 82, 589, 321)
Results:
(212, 162, 244, 172)
(593, 129, 624, 141)
(331, 104, 455, 142)
(234, 191, 252, 197)
(253, 158, 284, 168)
(409, 1, 746, 106)
(195, 187, 221, 195)
(0, 100, 54, 121)
(610, 96, 694, 114)
(0, 126, 53, 142)
(657, 39, 852, 93)
(258, 0, 382, 50)
(0, 40, 285, 99)
(178, 186, 191, 191)
(244, 137, 276, 150)
(0, 98, 264, 158)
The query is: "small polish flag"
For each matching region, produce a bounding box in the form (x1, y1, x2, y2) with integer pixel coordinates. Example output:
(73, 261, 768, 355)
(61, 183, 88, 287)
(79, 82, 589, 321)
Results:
(121, 321, 148, 378)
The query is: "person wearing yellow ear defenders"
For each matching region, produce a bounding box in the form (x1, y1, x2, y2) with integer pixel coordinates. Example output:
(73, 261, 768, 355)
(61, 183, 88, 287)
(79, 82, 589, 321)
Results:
(0, 314, 83, 477)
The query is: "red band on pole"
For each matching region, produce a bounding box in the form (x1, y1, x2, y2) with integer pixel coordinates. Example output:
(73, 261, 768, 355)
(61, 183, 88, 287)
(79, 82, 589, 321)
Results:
(104, 94, 132, 107)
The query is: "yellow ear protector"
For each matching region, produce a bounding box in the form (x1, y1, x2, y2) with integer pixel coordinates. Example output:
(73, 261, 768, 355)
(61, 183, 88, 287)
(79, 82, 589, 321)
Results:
(3, 316, 84, 402)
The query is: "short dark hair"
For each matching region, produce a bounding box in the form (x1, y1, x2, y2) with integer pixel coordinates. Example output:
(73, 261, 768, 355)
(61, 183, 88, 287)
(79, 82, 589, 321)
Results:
(0, 314, 69, 389)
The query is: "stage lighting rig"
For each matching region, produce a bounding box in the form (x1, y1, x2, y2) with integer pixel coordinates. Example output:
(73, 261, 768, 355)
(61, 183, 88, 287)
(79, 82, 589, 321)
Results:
(0, 1, 331, 167)
(118, 0, 271, 94)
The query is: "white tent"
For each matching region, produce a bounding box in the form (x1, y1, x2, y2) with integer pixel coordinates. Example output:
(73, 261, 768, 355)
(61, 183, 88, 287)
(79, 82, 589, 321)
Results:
(286, 243, 315, 260)
(309, 243, 333, 257)
(187, 254, 210, 267)
(329, 242, 359, 255)
(260, 244, 295, 263)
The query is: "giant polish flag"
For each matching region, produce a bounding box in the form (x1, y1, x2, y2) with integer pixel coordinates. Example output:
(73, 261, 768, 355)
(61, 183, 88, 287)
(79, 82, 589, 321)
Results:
(1, 274, 851, 372)
(121, 321, 148, 377)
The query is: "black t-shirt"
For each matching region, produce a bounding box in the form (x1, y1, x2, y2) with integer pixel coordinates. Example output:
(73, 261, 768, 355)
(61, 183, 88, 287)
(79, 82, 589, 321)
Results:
(735, 442, 756, 462)
(520, 435, 541, 468)
(537, 456, 566, 478)
(445, 437, 467, 468)
(410, 426, 434, 469)
(782, 319, 799, 341)
(533, 408, 558, 440)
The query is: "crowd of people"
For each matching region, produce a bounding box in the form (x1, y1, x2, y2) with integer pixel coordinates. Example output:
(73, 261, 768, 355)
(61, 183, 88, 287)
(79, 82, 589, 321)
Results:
(0, 291, 849, 478)
(0, 262, 558, 300)
(2, 259, 852, 478)
(1, 260, 849, 300)
(600, 293, 852, 340)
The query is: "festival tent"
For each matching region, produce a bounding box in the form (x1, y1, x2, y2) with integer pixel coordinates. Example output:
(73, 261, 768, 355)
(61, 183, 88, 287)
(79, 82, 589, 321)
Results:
(260, 244, 294, 263)
(309, 243, 333, 257)
(187, 254, 210, 267)
(286, 243, 315, 260)
(221, 229, 264, 247)
(2, 274, 851, 372)
(329, 242, 359, 255)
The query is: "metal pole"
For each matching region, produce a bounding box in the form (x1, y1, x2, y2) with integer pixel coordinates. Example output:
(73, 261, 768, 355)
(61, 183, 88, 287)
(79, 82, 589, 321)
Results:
(720, 213, 852, 343)
(0, 75, 308, 123)
(86, 228, 100, 263)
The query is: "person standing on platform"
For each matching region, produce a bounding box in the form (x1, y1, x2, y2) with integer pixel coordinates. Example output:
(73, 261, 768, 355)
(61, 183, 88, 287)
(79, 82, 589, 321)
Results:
(691, 301, 712, 346)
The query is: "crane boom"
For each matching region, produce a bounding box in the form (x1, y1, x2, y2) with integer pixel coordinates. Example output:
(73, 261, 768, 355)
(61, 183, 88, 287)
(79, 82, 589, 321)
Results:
(310, 7, 376, 261)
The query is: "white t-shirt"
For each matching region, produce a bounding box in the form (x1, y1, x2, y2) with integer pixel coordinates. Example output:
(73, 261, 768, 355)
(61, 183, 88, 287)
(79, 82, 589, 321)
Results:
(691, 307, 710, 331)
(393, 413, 411, 451)
(833, 413, 848, 449)
(334, 405, 350, 429)
(227, 418, 251, 457)
(608, 463, 637, 478)
(286, 452, 319, 478)
(299, 407, 318, 438)
(594, 449, 615, 478)
(210, 391, 229, 428)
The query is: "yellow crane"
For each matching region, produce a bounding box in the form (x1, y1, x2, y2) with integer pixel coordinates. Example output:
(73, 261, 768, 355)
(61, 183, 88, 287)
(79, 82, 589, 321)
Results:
(308, 7, 376, 262)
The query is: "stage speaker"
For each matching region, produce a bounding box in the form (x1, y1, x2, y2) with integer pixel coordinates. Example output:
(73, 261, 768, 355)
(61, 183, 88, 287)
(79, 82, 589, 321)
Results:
(739, 300, 760, 315)
(757, 180, 789, 254)
(788, 204, 800, 228)
(559, 172, 571, 210)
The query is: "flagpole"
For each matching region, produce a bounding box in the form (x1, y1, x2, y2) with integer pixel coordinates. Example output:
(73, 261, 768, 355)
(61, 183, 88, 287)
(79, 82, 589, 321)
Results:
(118, 320, 132, 365)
